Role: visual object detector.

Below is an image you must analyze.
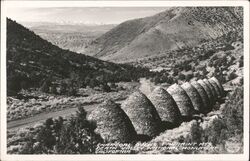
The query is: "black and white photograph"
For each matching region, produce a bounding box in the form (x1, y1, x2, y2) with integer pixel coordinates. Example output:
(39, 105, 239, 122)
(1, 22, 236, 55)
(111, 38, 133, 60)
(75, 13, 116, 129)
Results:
(0, 1, 249, 160)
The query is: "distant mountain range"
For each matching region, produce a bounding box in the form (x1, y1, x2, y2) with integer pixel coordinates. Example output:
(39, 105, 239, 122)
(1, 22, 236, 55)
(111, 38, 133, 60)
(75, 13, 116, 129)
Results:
(23, 22, 116, 53)
(7, 19, 153, 95)
(83, 7, 243, 62)
(26, 22, 116, 33)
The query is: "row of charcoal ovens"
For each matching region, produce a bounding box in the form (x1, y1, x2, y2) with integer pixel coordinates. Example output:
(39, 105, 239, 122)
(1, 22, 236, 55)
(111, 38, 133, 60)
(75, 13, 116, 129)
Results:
(88, 77, 225, 143)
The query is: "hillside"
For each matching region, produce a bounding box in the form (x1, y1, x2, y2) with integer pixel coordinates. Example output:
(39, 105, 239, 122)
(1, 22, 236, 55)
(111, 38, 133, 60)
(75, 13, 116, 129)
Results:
(83, 7, 243, 62)
(28, 23, 115, 53)
(7, 19, 153, 96)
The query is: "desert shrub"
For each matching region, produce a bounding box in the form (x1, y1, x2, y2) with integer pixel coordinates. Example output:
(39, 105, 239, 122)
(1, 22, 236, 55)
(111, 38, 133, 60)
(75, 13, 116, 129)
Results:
(221, 44, 235, 51)
(201, 67, 208, 76)
(185, 73, 194, 81)
(215, 72, 227, 84)
(166, 76, 174, 84)
(88, 78, 100, 88)
(100, 83, 111, 92)
(178, 73, 185, 81)
(184, 64, 192, 71)
(172, 68, 179, 76)
(203, 50, 215, 60)
(227, 72, 238, 81)
(213, 56, 227, 68)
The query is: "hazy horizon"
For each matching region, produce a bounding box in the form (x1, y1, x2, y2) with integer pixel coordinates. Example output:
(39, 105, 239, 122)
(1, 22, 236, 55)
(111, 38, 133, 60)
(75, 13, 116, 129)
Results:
(7, 7, 169, 26)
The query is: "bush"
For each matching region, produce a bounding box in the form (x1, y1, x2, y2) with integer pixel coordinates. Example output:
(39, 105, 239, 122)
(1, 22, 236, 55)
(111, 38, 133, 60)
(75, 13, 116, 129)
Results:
(100, 83, 111, 92)
(185, 73, 194, 81)
(178, 73, 185, 80)
(172, 68, 179, 76)
(228, 72, 238, 81)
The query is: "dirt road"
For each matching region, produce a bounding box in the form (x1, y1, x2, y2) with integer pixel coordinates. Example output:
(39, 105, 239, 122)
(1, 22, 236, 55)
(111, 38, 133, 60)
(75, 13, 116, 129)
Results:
(7, 100, 125, 130)
(7, 103, 98, 130)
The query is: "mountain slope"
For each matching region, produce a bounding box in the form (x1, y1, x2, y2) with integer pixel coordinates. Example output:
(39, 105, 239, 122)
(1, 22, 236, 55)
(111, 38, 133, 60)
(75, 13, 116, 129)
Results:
(84, 7, 243, 62)
(7, 19, 152, 95)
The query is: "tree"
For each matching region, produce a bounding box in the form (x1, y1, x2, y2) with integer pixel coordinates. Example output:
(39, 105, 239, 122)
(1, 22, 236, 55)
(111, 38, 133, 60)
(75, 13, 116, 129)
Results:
(40, 80, 51, 93)
(37, 118, 56, 150)
(50, 84, 57, 94)
(7, 73, 24, 95)
(55, 107, 103, 154)
(59, 82, 67, 95)
(54, 117, 64, 134)
(190, 121, 202, 144)
(222, 87, 243, 137)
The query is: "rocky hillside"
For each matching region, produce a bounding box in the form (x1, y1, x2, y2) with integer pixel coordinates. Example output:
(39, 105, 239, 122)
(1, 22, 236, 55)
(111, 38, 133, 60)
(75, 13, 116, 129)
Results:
(7, 19, 154, 96)
(84, 7, 243, 62)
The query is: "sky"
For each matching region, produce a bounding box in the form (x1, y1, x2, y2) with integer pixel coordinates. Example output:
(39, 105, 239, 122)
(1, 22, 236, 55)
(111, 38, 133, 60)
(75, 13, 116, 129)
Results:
(7, 7, 168, 25)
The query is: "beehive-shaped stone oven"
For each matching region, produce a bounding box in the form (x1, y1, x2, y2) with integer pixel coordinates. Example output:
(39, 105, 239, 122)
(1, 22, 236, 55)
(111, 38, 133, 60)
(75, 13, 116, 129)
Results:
(148, 87, 182, 126)
(191, 81, 210, 113)
(198, 79, 214, 107)
(167, 84, 195, 116)
(181, 82, 204, 113)
(87, 77, 226, 143)
(121, 91, 162, 137)
(203, 79, 218, 101)
(208, 79, 221, 99)
(88, 100, 137, 143)
(210, 77, 225, 97)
